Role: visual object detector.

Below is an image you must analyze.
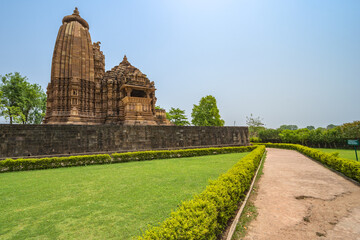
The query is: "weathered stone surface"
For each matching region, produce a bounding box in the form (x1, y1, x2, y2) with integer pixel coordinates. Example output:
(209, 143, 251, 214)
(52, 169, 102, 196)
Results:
(0, 125, 249, 158)
(44, 8, 170, 125)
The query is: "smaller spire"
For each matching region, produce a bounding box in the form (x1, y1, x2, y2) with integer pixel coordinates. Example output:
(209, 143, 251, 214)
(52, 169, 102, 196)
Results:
(73, 7, 80, 16)
(121, 55, 131, 66)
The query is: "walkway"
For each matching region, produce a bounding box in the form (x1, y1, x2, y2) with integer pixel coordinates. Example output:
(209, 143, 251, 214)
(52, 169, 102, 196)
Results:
(243, 148, 360, 240)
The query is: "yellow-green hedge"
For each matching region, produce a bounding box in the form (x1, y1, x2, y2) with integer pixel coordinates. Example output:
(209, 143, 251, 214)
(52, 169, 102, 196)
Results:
(0, 154, 112, 172)
(0, 146, 256, 173)
(256, 143, 360, 182)
(111, 146, 256, 162)
(137, 145, 266, 240)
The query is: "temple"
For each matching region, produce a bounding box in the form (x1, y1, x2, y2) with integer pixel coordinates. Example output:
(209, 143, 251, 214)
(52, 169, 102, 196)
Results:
(44, 8, 171, 125)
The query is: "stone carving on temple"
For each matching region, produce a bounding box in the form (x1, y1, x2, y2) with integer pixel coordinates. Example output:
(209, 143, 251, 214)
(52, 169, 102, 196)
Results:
(44, 8, 171, 125)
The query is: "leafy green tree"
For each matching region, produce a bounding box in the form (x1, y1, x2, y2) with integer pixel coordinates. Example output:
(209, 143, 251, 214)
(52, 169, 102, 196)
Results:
(258, 128, 281, 142)
(279, 125, 298, 130)
(339, 121, 360, 138)
(327, 124, 337, 130)
(0, 72, 46, 124)
(323, 127, 342, 148)
(167, 107, 190, 126)
(191, 95, 224, 126)
(296, 128, 310, 145)
(308, 128, 325, 147)
(306, 126, 315, 130)
(279, 129, 299, 143)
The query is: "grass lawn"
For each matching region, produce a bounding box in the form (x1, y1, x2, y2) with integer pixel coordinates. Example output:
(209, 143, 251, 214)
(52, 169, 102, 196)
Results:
(317, 148, 359, 161)
(0, 152, 248, 240)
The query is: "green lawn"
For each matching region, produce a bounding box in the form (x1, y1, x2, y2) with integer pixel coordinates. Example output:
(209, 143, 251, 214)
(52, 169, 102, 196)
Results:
(317, 148, 359, 161)
(0, 152, 248, 240)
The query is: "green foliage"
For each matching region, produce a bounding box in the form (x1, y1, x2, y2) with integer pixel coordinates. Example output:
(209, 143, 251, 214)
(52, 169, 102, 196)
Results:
(256, 143, 360, 182)
(279, 129, 299, 143)
(246, 114, 265, 138)
(306, 126, 315, 130)
(137, 145, 265, 239)
(279, 125, 298, 130)
(327, 124, 337, 130)
(0, 146, 256, 173)
(250, 136, 261, 143)
(246, 114, 264, 128)
(191, 95, 224, 126)
(167, 107, 190, 126)
(0, 72, 46, 124)
(339, 121, 360, 138)
(255, 121, 360, 148)
(258, 128, 281, 142)
(112, 146, 256, 162)
(0, 154, 112, 172)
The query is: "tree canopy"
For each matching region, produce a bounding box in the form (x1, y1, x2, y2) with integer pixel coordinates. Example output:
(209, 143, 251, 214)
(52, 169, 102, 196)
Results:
(279, 125, 298, 130)
(253, 121, 360, 148)
(191, 95, 224, 126)
(306, 125, 315, 130)
(0, 72, 46, 124)
(167, 107, 190, 126)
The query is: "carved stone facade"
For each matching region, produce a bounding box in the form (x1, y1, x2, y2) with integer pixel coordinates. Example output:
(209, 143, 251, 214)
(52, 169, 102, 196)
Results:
(44, 8, 170, 125)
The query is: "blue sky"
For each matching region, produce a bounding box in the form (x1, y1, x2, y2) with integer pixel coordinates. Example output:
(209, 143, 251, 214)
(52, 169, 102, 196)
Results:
(0, 0, 359, 128)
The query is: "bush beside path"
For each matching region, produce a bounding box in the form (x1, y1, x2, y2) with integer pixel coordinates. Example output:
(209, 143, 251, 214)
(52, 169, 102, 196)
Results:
(243, 148, 360, 240)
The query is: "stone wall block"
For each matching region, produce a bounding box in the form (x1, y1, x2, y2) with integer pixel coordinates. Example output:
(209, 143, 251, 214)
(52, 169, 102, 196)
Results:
(0, 125, 249, 158)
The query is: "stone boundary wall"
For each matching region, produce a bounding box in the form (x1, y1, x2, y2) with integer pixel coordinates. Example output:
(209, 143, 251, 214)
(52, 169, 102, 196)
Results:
(0, 124, 249, 158)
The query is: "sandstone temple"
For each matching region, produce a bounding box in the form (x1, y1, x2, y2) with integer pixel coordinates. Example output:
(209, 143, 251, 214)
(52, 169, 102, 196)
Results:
(44, 8, 171, 125)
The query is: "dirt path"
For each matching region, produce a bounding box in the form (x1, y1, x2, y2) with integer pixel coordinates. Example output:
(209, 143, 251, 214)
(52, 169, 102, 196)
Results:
(243, 148, 360, 240)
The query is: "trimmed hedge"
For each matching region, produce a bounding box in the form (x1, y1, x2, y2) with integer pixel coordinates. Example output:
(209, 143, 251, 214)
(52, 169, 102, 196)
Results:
(0, 146, 255, 173)
(0, 154, 112, 172)
(256, 143, 360, 182)
(137, 145, 266, 240)
(111, 146, 256, 162)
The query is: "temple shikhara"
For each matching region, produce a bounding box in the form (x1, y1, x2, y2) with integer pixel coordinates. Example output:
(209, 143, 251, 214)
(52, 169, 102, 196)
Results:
(44, 8, 170, 125)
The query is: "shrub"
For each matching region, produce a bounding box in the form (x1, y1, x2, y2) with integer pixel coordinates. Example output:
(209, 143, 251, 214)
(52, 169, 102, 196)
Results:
(256, 143, 360, 182)
(249, 137, 261, 143)
(0, 154, 112, 172)
(111, 146, 256, 163)
(137, 145, 266, 240)
(0, 146, 256, 173)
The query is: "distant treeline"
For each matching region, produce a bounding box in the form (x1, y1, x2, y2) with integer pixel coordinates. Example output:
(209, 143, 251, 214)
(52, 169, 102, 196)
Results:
(250, 121, 360, 148)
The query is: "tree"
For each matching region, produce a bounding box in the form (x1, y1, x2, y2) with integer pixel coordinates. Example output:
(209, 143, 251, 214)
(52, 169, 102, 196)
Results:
(258, 128, 281, 142)
(0, 72, 47, 124)
(339, 121, 360, 138)
(279, 125, 298, 131)
(296, 128, 310, 145)
(279, 129, 299, 143)
(191, 95, 224, 126)
(306, 126, 315, 130)
(246, 114, 265, 138)
(327, 124, 337, 130)
(246, 114, 264, 128)
(167, 107, 190, 126)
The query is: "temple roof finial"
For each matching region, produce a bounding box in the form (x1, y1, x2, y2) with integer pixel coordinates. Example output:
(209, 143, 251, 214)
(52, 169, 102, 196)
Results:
(63, 7, 89, 29)
(120, 54, 131, 66)
(73, 7, 79, 16)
